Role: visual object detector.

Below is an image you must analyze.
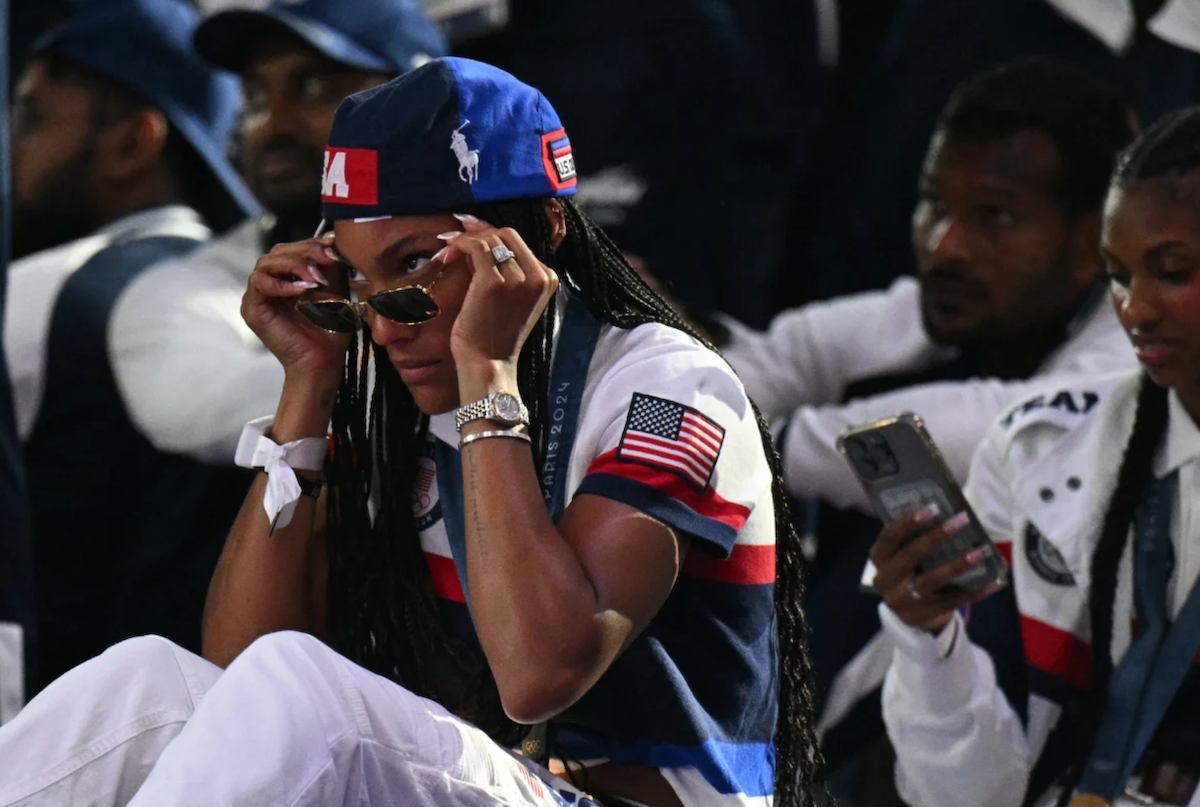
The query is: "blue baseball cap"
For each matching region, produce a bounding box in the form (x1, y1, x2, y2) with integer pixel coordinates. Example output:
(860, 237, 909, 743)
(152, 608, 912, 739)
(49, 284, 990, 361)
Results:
(33, 0, 259, 230)
(194, 0, 447, 76)
(321, 57, 577, 221)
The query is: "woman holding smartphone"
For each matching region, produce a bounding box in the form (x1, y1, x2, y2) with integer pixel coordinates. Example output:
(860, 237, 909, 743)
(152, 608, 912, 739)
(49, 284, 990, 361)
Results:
(872, 107, 1200, 807)
(0, 59, 824, 807)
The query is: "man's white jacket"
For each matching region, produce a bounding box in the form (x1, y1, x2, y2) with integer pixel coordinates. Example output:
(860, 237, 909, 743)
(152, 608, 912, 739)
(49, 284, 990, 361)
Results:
(107, 217, 284, 463)
(720, 276, 1137, 512)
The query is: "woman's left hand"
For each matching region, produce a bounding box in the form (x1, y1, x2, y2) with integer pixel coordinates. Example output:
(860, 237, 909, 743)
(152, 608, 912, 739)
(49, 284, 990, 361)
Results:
(443, 214, 560, 393)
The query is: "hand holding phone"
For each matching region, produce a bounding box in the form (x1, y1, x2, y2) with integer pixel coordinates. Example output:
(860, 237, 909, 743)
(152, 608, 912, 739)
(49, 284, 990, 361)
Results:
(869, 506, 1005, 633)
(837, 413, 1008, 633)
(837, 413, 1008, 594)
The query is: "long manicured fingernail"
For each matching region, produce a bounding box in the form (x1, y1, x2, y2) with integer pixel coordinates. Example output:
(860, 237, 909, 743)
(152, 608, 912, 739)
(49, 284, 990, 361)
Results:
(292, 280, 319, 290)
(431, 245, 450, 263)
(944, 511, 970, 532)
(913, 504, 940, 524)
(965, 548, 986, 565)
(453, 213, 480, 225)
(437, 231, 462, 242)
(323, 247, 340, 262)
(306, 261, 329, 286)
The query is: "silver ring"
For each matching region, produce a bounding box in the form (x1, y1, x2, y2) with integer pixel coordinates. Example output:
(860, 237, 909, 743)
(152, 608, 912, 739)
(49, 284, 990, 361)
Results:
(491, 244, 516, 265)
(906, 577, 923, 601)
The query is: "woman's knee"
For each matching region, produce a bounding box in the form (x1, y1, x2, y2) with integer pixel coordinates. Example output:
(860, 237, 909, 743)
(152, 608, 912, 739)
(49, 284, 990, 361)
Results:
(13, 635, 219, 736)
(206, 632, 369, 740)
(96, 636, 220, 706)
(59, 635, 195, 691)
(223, 631, 344, 695)
(234, 631, 331, 668)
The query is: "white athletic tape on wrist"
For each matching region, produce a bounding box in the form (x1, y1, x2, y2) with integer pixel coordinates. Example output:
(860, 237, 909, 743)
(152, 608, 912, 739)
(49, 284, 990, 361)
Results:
(235, 416, 328, 530)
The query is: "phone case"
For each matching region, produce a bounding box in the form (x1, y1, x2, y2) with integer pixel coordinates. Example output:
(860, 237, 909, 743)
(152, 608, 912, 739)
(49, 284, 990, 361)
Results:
(836, 412, 1008, 594)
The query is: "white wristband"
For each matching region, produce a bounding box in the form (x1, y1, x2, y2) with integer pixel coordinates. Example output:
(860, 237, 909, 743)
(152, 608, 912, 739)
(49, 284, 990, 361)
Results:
(235, 416, 328, 530)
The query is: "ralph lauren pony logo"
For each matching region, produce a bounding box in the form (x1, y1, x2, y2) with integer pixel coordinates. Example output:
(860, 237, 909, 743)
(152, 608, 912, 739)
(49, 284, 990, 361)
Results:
(451, 120, 481, 184)
(322, 148, 379, 205)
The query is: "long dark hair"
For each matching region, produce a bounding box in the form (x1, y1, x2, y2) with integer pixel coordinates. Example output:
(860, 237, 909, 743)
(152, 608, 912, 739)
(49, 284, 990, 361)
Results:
(322, 198, 826, 806)
(1051, 107, 1200, 805)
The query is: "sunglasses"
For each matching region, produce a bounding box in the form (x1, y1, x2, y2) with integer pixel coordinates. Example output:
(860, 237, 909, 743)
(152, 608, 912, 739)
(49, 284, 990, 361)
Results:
(295, 219, 449, 333)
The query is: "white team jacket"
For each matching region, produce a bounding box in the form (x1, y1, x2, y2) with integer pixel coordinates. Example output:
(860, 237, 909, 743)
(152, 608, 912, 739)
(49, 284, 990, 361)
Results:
(720, 277, 1137, 512)
(109, 217, 285, 463)
(881, 368, 1200, 807)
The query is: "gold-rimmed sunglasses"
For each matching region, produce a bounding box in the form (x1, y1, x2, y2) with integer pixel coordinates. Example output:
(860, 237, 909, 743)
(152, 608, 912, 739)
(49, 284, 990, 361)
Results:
(295, 219, 449, 333)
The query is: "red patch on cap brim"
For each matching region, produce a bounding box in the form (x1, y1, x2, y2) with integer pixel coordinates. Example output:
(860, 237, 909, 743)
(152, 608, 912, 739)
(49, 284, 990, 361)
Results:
(322, 147, 379, 205)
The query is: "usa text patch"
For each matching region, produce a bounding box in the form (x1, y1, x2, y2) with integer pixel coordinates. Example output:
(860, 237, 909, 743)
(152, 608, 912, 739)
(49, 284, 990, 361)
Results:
(322, 147, 379, 205)
(541, 128, 578, 191)
(617, 393, 725, 490)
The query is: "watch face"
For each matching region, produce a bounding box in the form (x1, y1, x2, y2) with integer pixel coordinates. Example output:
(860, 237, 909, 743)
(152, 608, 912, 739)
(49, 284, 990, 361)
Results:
(494, 393, 522, 422)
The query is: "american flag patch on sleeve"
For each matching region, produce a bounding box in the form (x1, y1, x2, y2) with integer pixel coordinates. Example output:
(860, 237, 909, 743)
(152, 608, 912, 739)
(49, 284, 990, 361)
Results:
(616, 393, 726, 490)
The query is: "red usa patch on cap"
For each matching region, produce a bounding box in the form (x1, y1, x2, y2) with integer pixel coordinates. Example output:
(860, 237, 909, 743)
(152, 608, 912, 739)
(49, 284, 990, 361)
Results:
(322, 148, 378, 205)
(540, 129, 577, 191)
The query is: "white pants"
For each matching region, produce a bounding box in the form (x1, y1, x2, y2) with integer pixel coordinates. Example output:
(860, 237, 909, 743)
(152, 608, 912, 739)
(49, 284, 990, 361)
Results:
(0, 632, 586, 807)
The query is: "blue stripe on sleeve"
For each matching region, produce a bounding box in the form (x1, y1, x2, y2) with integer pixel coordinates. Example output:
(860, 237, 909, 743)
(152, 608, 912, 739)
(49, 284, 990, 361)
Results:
(575, 473, 738, 558)
(556, 730, 775, 797)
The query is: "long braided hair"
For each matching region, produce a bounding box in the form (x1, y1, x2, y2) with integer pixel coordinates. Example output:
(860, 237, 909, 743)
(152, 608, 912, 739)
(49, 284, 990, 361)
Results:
(323, 198, 827, 806)
(1051, 106, 1200, 805)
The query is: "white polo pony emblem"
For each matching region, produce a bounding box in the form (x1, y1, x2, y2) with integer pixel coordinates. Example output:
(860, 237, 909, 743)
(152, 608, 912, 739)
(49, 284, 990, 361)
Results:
(450, 121, 480, 184)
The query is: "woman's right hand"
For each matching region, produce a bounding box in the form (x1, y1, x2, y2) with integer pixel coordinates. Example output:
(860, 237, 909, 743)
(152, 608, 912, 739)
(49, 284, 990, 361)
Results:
(870, 508, 1002, 634)
(242, 235, 350, 384)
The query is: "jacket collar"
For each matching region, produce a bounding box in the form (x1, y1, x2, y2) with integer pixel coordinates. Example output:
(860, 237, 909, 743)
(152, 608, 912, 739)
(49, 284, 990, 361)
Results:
(1156, 389, 1200, 478)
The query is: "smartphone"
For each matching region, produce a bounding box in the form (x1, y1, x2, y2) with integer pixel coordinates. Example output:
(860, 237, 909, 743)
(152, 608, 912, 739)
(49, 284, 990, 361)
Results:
(836, 412, 1008, 594)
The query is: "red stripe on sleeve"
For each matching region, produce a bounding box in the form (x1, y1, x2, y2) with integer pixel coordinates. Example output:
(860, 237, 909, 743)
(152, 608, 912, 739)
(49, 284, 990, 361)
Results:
(683, 543, 775, 584)
(586, 448, 750, 530)
(425, 552, 465, 603)
(1020, 615, 1091, 690)
(996, 541, 1013, 567)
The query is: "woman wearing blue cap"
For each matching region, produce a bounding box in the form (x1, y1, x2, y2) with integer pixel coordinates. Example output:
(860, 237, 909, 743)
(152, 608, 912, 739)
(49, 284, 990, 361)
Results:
(0, 59, 822, 807)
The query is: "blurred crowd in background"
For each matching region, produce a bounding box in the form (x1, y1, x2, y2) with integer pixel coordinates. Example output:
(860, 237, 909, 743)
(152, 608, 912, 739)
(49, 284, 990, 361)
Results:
(2, 1, 1200, 805)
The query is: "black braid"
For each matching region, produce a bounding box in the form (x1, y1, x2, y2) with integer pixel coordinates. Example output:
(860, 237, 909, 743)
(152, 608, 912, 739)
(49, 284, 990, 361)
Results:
(324, 198, 826, 806)
(1050, 107, 1200, 804)
(1052, 376, 1167, 806)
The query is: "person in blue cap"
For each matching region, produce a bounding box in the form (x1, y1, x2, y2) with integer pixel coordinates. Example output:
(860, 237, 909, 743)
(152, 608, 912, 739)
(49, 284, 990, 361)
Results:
(194, 0, 446, 245)
(3, 0, 260, 696)
(0, 58, 825, 807)
(105, 0, 447, 469)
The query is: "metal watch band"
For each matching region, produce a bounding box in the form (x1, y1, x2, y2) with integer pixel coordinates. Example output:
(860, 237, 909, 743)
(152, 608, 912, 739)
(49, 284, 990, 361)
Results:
(455, 397, 494, 430)
(454, 393, 529, 433)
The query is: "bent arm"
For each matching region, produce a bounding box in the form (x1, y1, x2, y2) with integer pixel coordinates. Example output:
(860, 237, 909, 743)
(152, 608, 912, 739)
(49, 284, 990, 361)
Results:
(881, 430, 1034, 807)
(201, 377, 333, 668)
(718, 277, 947, 419)
(458, 414, 687, 723)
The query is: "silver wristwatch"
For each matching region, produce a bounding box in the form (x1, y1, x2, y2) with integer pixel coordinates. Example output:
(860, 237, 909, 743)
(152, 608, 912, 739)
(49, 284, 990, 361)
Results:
(455, 392, 529, 433)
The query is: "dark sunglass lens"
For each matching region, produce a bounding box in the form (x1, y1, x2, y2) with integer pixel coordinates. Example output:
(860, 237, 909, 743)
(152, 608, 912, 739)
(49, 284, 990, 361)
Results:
(368, 289, 439, 324)
(297, 300, 360, 333)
